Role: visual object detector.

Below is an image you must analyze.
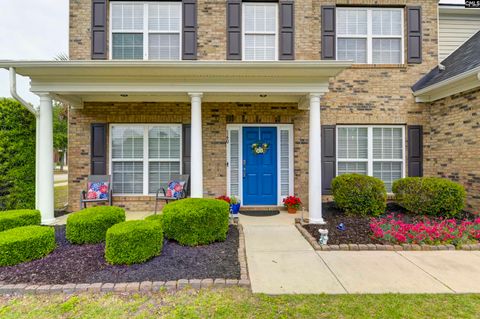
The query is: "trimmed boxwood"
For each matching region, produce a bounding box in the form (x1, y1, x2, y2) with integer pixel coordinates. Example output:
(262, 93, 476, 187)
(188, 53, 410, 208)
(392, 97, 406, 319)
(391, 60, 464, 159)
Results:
(0, 225, 56, 266)
(162, 198, 230, 246)
(66, 206, 125, 244)
(105, 220, 163, 265)
(145, 214, 163, 229)
(332, 174, 387, 217)
(0, 209, 41, 232)
(392, 177, 466, 217)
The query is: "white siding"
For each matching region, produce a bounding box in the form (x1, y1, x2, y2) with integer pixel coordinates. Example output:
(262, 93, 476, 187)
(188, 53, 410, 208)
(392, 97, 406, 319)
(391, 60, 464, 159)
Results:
(439, 12, 480, 61)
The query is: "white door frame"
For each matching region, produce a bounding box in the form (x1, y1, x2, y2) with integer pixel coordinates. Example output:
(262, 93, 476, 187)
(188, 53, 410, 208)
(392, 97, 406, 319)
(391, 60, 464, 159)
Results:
(226, 124, 294, 206)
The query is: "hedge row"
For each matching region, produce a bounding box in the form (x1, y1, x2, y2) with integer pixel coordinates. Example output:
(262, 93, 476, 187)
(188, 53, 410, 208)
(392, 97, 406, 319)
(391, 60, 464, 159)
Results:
(0, 209, 41, 232)
(332, 174, 387, 217)
(393, 177, 466, 217)
(0, 225, 56, 266)
(162, 198, 230, 246)
(66, 206, 125, 244)
(105, 220, 164, 265)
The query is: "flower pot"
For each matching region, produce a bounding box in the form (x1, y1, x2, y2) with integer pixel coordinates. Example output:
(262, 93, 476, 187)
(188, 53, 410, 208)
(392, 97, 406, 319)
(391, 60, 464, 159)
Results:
(230, 203, 241, 215)
(287, 207, 297, 214)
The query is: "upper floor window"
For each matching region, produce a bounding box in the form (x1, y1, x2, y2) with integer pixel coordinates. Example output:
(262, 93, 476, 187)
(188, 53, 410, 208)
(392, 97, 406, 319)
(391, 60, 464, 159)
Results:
(243, 3, 278, 61)
(336, 8, 404, 64)
(111, 2, 181, 60)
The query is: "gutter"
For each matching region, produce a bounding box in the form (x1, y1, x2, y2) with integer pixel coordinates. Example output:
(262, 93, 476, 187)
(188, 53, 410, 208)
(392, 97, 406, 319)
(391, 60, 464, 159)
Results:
(412, 66, 480, 97)
(9, 67, 40, 210)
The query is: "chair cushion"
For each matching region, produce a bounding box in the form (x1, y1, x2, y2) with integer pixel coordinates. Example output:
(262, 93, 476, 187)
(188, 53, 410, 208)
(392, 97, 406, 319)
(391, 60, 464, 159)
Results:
(166, 180, 185, 199)
(87, 182, 109, 200)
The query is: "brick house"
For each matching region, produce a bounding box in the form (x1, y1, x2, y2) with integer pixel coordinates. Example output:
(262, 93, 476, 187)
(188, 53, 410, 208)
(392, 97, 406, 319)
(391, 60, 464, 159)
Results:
(1, 0, 479, 224)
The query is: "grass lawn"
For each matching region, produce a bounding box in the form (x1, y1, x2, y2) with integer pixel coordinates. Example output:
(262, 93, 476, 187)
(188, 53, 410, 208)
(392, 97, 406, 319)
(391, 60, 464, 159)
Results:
(54, 185, 68, 210)
(1, 288, 479, 319)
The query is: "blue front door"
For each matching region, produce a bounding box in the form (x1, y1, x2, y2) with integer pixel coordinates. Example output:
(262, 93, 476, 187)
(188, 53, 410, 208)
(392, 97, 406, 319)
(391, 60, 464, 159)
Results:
(243, 127, 277, 205)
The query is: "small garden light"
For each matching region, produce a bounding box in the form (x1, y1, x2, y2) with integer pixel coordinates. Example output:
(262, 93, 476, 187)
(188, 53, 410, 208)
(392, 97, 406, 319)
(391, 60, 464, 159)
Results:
(318, 229, 329, 245)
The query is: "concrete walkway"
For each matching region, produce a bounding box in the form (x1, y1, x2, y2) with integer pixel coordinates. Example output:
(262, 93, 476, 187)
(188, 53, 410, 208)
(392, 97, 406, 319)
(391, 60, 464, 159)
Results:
(240, 212, 480, 294)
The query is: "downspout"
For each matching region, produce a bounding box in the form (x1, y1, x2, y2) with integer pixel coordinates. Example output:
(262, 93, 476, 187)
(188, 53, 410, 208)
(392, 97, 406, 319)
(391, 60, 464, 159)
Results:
(9, 67, 40, 210)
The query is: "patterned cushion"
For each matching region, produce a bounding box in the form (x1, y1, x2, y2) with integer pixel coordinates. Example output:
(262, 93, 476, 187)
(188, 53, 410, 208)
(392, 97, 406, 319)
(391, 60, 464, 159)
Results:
(87, 182, 109, 200)
(166, 180, 185, 199)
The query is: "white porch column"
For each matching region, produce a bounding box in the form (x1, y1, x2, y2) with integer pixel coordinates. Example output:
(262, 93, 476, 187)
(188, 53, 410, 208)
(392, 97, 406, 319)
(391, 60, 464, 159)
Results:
(189, 93, 203, 198)
(308, 93, 325, 224)
(37, 94, 55, 224)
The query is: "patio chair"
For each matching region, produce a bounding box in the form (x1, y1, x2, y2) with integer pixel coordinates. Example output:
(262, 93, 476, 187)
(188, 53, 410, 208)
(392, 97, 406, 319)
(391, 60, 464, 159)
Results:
(80, 175, 113, 209)
(154, 174, 190, 214)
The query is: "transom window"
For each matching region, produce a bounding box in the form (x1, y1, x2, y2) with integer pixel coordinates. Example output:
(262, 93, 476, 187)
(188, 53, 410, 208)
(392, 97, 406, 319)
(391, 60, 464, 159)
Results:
(337, 126, 404, 192)
(110, 124, 182, 195)
(111, 2, 181, 60)
(336, 8, 404, 64)
(243, 3, 278, 61)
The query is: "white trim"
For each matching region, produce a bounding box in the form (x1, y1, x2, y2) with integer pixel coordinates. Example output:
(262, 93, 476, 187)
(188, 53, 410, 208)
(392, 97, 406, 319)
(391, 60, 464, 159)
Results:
(242, 2, 279, 61)
(109, 123, 183, 196)
(109, 1, 182, 61)
(336, 7, 404, 64)
(336, 125, 406, 192)
(226, 124, 293, 206)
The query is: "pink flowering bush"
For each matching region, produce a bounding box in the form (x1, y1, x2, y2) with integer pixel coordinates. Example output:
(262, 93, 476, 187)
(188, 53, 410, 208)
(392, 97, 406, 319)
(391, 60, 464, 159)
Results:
(370, 214, 480, 246)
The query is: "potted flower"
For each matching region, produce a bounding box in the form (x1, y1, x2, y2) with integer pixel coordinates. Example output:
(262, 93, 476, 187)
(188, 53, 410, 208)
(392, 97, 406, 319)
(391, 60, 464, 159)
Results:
(216, 195, 241, 215)
(230, 196, 241, 215)
(283, 195, 302, 214)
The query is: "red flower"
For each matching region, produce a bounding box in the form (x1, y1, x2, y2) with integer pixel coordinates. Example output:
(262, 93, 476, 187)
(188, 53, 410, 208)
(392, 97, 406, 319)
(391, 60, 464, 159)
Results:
(216, 195, 231, 204)
(283, 196, 302, 209)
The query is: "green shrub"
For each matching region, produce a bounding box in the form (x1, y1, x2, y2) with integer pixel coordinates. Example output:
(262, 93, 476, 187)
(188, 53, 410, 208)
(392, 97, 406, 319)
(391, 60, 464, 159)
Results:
(0, 209, 41, 232)
(145, 213, 164, 227)
(162, 198, 230, 246)
(66, 206, 125, 244)
(392, 177, 466, 217)
(105, 220, 163, 265)
(332, 174, 387, 216)
(0, 98, 36, 210)
(0, 225, 56, 266)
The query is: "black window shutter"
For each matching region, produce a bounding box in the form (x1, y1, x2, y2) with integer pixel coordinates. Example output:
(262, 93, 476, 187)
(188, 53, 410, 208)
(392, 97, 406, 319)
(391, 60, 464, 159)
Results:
(321, 125, 336, 194)
(321, 6, 336, 60)
(91, 0, 107, 59)
(279, 0, 294, 60)
(407, 6, 422, 64)
(408, 125, 423, 177)
(182, 124, 191, 176)
(182, 0, 197, 60)
(91, 124, 107, 175)
(227, 0, 242, 60)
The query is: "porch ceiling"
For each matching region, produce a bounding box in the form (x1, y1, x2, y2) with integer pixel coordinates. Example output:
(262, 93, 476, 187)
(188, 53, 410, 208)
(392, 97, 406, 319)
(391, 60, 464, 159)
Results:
(0, 60, 351, 108)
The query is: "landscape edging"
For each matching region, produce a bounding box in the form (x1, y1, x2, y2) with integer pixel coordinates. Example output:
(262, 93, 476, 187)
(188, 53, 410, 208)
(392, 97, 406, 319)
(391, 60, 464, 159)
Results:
(294, 219, 480, 252)
(0, 223, 250, 295)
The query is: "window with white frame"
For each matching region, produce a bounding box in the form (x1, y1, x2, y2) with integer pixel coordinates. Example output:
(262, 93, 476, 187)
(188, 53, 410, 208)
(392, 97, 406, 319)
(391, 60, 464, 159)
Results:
(243, 3, 277, 61)
(111, 125, 182, 195)
(111, 2, 182, 60)
(337, 126, 404, 192)
(336, 8, 403, 64)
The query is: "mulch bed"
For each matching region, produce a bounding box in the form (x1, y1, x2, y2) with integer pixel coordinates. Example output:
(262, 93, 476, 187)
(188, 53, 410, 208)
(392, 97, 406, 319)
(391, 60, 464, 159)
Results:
(0, 225, 240, 285)
(304, 202, 476, 245)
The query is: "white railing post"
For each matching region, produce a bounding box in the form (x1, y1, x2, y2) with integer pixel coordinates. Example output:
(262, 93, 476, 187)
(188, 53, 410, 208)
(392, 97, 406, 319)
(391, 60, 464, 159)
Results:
(37, 94, 55, 224)
(189, 93, 204, 198)
(308, 93, 325, 224)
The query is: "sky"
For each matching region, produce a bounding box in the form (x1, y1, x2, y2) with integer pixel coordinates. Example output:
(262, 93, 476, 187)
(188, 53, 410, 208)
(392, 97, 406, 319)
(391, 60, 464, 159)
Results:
(0, 0, 68, 106)
(0, 0, 467, 107)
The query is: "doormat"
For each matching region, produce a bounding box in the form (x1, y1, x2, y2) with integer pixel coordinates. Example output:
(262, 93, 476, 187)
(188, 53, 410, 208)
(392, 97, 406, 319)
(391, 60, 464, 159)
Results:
(239, 210, 280, 217)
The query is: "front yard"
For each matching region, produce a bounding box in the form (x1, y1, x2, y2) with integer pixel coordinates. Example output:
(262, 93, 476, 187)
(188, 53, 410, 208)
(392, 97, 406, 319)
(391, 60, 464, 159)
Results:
(1, 288, 480, 319)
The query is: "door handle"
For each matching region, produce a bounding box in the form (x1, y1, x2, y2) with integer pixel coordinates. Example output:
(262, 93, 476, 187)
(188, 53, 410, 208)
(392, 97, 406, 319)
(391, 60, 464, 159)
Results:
(243, 160, 246, 178)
